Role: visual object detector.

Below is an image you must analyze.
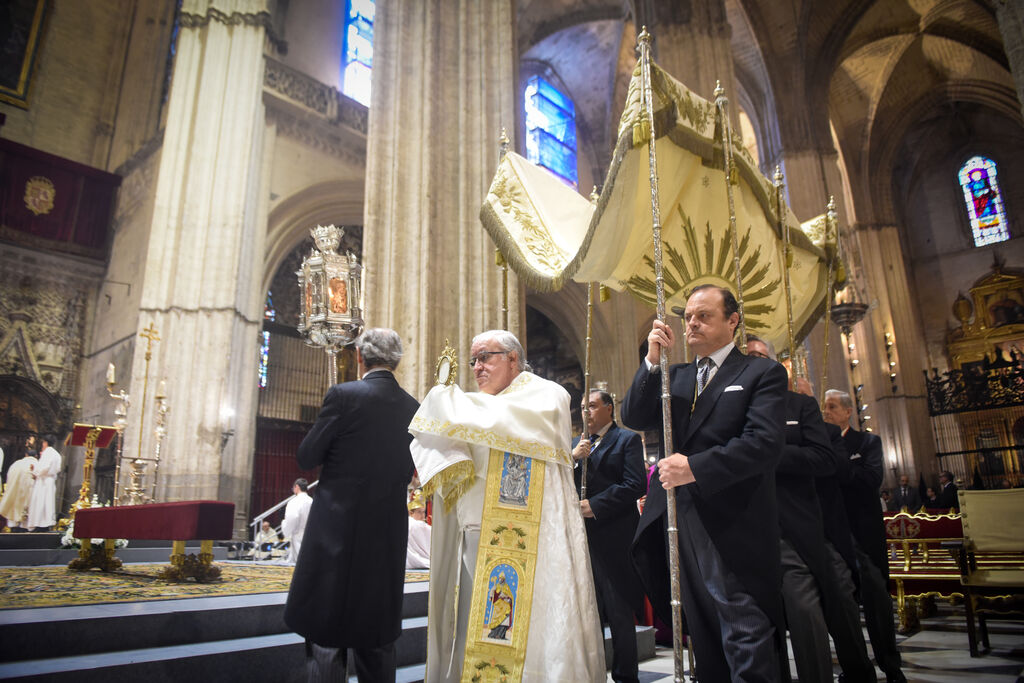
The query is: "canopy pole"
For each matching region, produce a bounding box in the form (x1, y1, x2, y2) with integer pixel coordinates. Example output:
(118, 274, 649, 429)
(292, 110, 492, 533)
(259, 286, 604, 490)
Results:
(775, 166, 798, 386)
(637, 27, 686, 683)
(498, 128, 511, 329)
(820, 197, 839, 405)
(714, 83, 747, 352)
(581, 281, 594, 499)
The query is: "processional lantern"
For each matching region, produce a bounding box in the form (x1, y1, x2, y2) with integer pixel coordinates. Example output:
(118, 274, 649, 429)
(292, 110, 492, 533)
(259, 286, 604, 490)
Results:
(296, 224, 364, 386)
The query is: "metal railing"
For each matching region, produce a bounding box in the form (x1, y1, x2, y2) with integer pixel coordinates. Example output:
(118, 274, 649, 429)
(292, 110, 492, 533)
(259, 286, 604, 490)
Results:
(249, 479, 319, 541)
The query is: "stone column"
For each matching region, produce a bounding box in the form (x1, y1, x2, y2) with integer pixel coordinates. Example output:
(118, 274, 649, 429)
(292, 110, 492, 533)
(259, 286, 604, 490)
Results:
(123, 0, 269, 529)
(849, 225, 935, 482)
(363, 0, 520, 398)
(994, 0, 1024, 122)
(636, 0, 739, 124)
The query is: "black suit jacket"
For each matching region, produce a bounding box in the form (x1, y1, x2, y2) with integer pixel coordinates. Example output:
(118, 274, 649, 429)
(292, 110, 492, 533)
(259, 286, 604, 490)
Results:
(818, 423, 859, 578)
(891, 483, 922, 513)
(573, 422, 646, 611)
(622, 347, 788, 631)
(284, 371, 419, 648)
(777, 392, 836, 585)
(936, 482, 960, 511)
(840, 426, 887, 577)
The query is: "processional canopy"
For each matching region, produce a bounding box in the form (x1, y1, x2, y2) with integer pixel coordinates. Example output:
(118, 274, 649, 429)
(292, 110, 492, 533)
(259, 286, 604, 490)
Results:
(480, 59, 836, 350)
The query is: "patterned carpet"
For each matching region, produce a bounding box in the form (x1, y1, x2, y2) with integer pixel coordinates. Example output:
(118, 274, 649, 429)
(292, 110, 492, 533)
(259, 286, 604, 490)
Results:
(0, 563, 430, 610)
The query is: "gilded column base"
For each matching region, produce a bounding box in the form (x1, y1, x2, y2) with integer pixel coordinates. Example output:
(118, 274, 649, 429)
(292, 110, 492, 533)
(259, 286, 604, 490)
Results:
(67, 538, 122, 573)
(159, 540, 222, 583)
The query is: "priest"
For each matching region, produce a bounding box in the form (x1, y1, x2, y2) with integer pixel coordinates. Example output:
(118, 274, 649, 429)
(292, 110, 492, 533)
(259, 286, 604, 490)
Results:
(0, 438, 39, 531)
(27, 434, 62, 531)
(409, 330, 605, 683)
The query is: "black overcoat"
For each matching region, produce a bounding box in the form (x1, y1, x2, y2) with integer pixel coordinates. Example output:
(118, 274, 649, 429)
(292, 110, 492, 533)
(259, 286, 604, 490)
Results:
(283, 371, 419, 648)
(778, 392, 856, 614)
(572, 422, 647, 613)
(622, 348, 788, 632)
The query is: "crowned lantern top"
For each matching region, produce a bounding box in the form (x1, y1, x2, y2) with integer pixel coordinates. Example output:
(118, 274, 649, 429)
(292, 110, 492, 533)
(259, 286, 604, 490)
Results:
(310, 224, 344, 254)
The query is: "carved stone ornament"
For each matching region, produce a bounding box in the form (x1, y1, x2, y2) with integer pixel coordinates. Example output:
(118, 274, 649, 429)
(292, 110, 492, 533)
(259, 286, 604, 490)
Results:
(24, 176, 55, 216)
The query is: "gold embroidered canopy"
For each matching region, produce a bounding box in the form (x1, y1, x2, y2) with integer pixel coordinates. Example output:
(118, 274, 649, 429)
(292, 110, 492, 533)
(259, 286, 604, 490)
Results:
(480, 60, 835, 350)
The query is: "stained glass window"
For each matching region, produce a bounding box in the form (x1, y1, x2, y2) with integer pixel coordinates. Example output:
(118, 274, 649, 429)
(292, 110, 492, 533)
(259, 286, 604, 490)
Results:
(342, 0, 375, 106)
(259, 292, 276, 389)
(959, 156, 1010, 247)
(525, 76, 578, 188)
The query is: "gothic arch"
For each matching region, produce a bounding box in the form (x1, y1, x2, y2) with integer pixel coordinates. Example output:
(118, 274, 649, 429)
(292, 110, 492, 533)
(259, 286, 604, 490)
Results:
(262, 179, 366, 295)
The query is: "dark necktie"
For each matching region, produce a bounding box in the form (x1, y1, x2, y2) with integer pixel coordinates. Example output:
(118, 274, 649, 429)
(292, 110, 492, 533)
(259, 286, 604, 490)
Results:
(697, 357, 714, 395)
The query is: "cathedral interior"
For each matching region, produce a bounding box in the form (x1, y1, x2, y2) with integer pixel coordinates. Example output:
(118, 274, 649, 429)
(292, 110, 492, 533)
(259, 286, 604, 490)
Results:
(0, 0, 1022, 533)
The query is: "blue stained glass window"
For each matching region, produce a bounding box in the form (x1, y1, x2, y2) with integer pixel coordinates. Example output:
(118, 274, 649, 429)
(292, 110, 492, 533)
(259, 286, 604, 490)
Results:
(959, 156, 1010, 247)
(342, 0, 375, 106)
(525, 76, 578, 188)
(259, 292, 276, 389)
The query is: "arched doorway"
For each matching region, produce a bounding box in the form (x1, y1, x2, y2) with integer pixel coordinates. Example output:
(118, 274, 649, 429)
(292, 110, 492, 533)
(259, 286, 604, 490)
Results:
(0, 375, 62, 480)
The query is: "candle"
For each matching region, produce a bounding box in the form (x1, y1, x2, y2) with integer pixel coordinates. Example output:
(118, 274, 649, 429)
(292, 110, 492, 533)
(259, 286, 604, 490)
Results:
(106, 362, 116, 385)
(156, 379, 167, 399)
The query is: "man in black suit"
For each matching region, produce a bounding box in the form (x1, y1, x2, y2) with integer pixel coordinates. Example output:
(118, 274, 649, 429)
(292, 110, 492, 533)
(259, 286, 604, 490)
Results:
(936, 470, 959, 511)
(284, 328, 420, 683)
(748, 340, 875, 683)
(573, 389, 646, 683)
(890, 474, 922, 513)
(823, 389, 906, 683)
(622, 284, 788, 682)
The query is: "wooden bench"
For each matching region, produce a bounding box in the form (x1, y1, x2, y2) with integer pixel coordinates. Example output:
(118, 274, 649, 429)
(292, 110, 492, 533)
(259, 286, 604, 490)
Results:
(71, 500, 235, 582)
(885, 509, 964, 633)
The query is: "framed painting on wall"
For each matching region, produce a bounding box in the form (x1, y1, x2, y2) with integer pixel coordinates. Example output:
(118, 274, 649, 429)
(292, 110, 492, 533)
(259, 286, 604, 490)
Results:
(0, 0, 49, 109)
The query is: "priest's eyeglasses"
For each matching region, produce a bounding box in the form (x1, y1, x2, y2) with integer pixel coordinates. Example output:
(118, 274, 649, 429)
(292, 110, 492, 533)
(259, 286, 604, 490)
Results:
(469, 351, 509, 367)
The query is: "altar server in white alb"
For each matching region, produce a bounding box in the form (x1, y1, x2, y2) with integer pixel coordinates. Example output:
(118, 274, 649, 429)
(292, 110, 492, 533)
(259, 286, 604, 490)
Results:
(409, 330, 605, 683)
(282, 478, 313, 563)
(27, 433, 61, 531)
(406, 490, 431, 570)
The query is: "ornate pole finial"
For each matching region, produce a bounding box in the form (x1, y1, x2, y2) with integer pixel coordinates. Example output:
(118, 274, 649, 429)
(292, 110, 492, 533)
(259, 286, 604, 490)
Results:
(714, 79, 725, 102)
(774, 165, 784, 186)
(637, 25, 650, 46)
(499, 127, 510, 160)
(590, 186, 599, 204)
(827, 194, 837, 217)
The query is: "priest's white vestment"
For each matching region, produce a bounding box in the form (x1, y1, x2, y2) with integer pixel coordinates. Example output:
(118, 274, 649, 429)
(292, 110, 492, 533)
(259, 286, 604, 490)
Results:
(0, 456, 38, 528)
(409, 371, 604, 683)
(27, 447, 61, 529)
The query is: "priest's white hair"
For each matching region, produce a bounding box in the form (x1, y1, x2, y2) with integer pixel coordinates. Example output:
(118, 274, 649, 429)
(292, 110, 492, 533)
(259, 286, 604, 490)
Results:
(472, 330, 527, 371)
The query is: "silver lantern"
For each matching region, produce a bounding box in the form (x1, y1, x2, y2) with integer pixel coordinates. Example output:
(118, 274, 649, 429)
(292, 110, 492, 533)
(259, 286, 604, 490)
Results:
(296, 224, 364, 385)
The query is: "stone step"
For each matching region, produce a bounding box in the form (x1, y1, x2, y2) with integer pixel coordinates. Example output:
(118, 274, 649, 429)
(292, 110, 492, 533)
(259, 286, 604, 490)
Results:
(0, 619, 429, 682)
(0, 544, 229, 566)
(0, 581, 430, 663)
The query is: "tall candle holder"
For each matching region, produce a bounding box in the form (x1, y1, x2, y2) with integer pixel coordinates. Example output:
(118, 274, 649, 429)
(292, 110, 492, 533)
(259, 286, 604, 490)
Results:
(106, 362, 130, 504)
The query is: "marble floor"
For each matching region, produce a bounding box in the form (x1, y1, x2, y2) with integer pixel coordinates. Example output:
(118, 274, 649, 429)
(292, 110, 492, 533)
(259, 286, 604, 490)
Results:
(626, 611, 1024, 682)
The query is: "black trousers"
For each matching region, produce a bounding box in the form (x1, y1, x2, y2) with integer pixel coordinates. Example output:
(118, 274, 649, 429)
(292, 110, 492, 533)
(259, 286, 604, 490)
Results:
(670, 511, 783, 682)
(855, 548, 905, 682)
(592, 553, 639, 683)
(305, 640, 396, 683)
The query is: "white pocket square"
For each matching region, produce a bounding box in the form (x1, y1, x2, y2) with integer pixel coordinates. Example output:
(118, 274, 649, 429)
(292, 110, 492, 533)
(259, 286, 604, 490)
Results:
(724, 385, 744, 392)
(786, 420, 799, 425)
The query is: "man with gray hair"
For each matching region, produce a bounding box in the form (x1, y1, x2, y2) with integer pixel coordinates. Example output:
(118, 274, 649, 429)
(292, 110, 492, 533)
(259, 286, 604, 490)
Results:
(409, 329, 605, 682)
(285, 328, 419, 682)
(823, 389, 905, 683)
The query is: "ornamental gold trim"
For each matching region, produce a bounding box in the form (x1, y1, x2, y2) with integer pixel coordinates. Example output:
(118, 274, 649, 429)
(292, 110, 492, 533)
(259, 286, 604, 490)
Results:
(409, 415, 571, 467)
